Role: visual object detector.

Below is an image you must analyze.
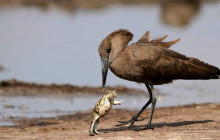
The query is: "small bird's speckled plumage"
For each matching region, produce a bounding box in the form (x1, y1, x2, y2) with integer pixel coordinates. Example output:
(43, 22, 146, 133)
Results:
(89, 90, 123, 136)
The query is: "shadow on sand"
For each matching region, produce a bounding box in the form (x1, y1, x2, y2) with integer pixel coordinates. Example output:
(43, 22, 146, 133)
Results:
(99, 120, 213, 132)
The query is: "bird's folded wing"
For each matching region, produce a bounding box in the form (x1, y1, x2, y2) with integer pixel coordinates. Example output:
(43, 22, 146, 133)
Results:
(131, 46, 220, 80)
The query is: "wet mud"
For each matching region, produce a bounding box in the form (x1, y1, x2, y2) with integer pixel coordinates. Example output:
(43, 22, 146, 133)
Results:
(0, 103, 219, 139)
(0, 79, 146, 95)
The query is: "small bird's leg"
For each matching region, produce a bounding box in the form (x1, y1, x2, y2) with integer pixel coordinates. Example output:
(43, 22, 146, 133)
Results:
(94, 119, 100, 135)
(115, 84, 152, 128)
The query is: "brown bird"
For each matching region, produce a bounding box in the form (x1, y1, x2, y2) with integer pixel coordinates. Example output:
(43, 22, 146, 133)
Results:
(98, 29, 220, 130)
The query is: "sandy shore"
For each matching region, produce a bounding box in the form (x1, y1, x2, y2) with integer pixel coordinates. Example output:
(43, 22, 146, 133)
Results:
(0, 103, 219, 140)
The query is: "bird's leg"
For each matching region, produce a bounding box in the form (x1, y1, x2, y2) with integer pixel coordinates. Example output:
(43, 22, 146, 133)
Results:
(134, 85, 157, 131)
(115, 84, 152, 128)
(146, 85, 157, 129)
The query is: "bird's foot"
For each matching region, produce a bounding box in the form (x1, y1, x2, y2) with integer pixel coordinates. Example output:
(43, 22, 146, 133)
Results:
(115, 115, 145, 128)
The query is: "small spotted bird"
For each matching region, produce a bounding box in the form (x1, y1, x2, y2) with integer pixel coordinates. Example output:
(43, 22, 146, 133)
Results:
(89, 90, 124, 136)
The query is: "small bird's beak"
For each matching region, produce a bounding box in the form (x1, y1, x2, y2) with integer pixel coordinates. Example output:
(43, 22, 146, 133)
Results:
(101, 58, 109, 89)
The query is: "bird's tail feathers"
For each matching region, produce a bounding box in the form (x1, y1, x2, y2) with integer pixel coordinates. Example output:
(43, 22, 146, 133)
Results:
(185, 57, 220, 79)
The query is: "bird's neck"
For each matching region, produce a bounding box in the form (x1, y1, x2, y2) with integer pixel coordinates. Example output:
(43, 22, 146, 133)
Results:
(109, 36, 131, 62)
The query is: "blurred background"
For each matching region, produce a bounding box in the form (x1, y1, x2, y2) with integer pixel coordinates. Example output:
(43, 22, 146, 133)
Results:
(0, 0, 219, 126)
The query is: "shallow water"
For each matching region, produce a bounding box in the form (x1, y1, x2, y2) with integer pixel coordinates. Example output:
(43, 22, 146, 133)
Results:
(0, 89, 219, 126)
(0, 2, 220, 126)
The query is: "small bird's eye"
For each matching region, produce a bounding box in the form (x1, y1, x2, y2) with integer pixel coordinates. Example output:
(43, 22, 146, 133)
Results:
(107, 48, 111, 53)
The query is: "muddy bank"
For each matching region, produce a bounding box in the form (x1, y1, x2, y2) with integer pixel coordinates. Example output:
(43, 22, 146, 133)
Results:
(0, 0, 216, 11)
(0, 103, 219, 139)
(0, 79, 146, 95)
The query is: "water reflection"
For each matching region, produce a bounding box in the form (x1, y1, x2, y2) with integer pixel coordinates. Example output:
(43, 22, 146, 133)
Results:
(0, 0, 217, 27)
(0, 65, 4, 71)
(161, 0, 200, 27)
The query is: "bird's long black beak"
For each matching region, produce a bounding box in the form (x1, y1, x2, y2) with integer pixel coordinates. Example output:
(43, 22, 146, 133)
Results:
(101, 58, 109, 89)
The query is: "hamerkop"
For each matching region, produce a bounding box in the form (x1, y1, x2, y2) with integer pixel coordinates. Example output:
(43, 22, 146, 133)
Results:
(98, 29, 220, 129)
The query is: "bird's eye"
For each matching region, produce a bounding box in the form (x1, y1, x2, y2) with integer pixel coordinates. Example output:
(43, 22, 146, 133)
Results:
(107, 48, 111, 53)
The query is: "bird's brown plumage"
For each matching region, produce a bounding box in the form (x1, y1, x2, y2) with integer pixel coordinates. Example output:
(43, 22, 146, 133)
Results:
(98, 29, 220, 129)
(135, 31, 180, 48)
(98, 29, 220, 86)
